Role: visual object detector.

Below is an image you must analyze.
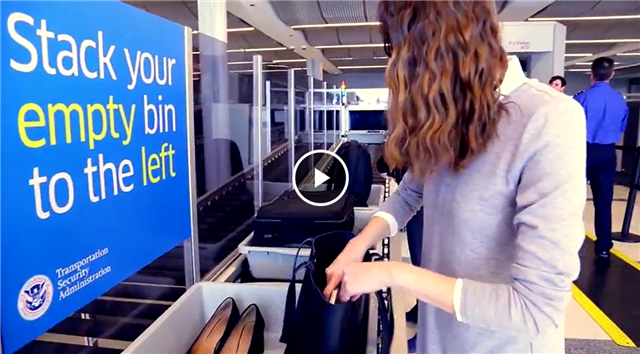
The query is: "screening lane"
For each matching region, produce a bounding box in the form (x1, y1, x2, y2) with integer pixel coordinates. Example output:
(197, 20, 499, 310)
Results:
(1, 2, 196, 354)
(293, 150, 349, 207)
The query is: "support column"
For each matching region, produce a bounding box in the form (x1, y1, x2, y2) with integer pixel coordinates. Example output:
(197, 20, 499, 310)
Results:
(529, 22, 566, 81)
(307, 58, 323, 81)
(198, 0, 231, 193)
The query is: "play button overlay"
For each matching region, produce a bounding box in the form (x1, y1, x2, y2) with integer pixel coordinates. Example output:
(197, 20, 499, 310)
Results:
(293, 149, 349, 207)
(314, 169, 330, 188)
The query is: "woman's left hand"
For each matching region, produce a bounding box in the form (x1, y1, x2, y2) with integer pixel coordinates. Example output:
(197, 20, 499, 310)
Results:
(338, 262, 395, 303)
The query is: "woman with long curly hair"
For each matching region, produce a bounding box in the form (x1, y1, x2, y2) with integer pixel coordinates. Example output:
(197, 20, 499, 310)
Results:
(323, 1, 586, 353)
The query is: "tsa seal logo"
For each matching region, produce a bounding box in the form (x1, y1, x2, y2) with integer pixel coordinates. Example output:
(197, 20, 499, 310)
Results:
(18, 275, 53, 321)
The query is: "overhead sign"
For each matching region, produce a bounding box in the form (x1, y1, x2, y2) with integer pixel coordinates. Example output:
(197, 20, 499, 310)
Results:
(1, 2, 194, 353)
(501, 22, 557, 53)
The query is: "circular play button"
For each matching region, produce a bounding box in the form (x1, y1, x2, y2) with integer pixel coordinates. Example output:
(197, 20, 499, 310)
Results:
(292, 150, 349, 207)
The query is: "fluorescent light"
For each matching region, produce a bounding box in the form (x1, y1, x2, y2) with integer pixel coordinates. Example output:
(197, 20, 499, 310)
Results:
(316, 43, 384, 49)
(272, 59, 307, 63)
(228, 61, 253, 65)
(246, 47, 287, 52)
(193, 28, 255, 34)
(337, 65, 387, 70)
(574, 61, 620, 65)
(567, 69, 591, 72)
(230, 69, 293, 73)
(291, 22, 380, 30)
(619, 53, 640, 56)
(566, 39, 640, 44)
(328, 57, 354, 61)
(565, 53, 593, 57)
(228, 27, 255, 32)
(529, 15, 640, 21)
(374, 56, 389, 60)
(616, 62, 640, 70)
(193, 51, 200, 55)
(227, 47, 287, 53)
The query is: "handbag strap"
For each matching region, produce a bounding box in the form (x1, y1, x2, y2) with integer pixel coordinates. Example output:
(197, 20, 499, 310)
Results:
(280, 238, 314, 344)
(375, 289, 394, 354)
(371, 254, 394, 354)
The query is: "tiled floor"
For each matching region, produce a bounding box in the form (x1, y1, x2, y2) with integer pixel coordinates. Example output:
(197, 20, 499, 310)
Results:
(401, 184, 640, 352)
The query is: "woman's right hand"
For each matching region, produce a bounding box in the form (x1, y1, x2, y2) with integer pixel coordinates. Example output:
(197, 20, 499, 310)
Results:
(323, 236, 370, 299)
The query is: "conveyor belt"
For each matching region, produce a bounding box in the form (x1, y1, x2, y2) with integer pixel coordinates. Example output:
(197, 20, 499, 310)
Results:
(17, 142, 311, 354)
(364, 143, 386, 185)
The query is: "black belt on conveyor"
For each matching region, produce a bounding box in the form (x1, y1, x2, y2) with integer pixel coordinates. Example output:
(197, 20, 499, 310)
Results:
(574, 237, 640, 345)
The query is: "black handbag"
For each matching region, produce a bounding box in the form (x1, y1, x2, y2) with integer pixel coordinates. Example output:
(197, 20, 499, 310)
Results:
(280, 231, 394, 354)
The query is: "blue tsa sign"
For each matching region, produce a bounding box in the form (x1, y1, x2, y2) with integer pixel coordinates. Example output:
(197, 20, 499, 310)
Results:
(1, 2, 195, 353)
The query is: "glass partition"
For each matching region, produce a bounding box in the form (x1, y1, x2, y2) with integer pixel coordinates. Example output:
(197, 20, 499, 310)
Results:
(195, 33, 256, 277)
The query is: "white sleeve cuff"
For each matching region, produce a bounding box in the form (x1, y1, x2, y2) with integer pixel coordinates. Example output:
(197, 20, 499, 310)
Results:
(453, 278, 463, 322)
(372, 211, 399, 236)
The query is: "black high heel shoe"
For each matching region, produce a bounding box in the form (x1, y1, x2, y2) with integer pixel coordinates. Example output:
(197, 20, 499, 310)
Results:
(219, 304, 265, 354)
(189, 297, 240, 354)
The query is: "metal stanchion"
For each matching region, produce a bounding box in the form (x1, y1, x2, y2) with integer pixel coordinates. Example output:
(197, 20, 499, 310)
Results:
(288, 70, 296, 184)
(308, 76, 314, 149)
(252, 55, 264, 211)
(612, 145, 640, 243)
(265, 80, 272, 155)
(322, 82, 328, 150)
(333, 85, 338, 144)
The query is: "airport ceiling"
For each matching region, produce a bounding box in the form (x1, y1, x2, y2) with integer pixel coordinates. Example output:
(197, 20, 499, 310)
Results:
(127, 1, 640, 77)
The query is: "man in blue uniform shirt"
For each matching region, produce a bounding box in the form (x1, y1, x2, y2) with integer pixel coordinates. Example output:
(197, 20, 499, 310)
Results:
(574, 57, 629, 259)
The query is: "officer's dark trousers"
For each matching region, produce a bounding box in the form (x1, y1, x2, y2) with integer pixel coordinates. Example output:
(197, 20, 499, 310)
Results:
(587, 143, 617, 253)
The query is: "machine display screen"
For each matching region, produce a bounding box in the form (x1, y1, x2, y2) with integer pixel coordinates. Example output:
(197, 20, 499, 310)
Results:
(349, 110, 387, 131)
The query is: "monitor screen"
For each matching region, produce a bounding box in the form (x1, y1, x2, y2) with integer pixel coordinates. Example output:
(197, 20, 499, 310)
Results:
(349, 109, 387, 131)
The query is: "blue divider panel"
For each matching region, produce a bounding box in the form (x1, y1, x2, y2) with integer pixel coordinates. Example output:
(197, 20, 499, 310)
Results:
(1, 2, 192, 353)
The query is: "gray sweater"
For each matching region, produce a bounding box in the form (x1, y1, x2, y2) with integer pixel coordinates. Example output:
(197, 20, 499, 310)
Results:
(378, 80, 587, 353)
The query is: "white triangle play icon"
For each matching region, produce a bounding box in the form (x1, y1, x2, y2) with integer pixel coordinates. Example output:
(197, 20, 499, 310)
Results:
(314, 168, 330, 188)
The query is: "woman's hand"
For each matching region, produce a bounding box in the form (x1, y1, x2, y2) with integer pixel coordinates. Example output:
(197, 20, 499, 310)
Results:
(323, 237, 370, 299)
(337, 262, 394, 303)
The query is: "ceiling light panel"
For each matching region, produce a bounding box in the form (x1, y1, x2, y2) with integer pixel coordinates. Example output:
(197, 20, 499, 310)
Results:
(318, 1, 367, 24)
(291, 22, 380, 29)
(337, 27, 374, 46)
(530, 14, 640, 21)
(270, 1, 325, 27)
(227, 27, 255, 32)
(240, 29, 283, 49)
(303, 26, 341, 47)
(566, 39, 640, 44)
(316, 43, 384, 49)
(228, 13, 250, 29)
(338, 65, 387, 70)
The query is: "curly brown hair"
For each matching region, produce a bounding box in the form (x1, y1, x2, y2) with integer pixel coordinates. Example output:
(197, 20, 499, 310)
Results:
(379, 0, 508, 179)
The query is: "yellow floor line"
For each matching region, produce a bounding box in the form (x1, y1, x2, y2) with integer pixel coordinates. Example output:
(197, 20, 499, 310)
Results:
(585, 232, 640, 272)
(572, 284, 636, 347)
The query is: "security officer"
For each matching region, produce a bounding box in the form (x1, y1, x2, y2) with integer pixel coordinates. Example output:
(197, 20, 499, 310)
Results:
(574, 57, 629, 259)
